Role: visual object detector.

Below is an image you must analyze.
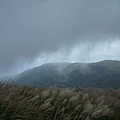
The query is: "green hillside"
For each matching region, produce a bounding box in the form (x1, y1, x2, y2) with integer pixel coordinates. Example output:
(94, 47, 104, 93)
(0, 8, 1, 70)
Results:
(10, 60, 120, 89)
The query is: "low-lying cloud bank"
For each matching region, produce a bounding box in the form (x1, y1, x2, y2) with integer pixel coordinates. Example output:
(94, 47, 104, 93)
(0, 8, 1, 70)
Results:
(2, 39, 119, 76)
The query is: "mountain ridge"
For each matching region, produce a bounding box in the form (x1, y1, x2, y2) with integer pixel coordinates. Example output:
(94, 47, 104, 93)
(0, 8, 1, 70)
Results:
(7, 60, 120, 89)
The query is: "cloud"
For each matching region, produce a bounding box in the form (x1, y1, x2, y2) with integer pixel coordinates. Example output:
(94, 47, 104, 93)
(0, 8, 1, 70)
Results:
(0, 0, 120, 76)
(9, 39, 120, 76)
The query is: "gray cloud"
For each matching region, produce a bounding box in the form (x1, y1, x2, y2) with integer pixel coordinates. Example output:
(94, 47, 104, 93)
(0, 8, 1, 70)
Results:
(0, 0, 120, 76)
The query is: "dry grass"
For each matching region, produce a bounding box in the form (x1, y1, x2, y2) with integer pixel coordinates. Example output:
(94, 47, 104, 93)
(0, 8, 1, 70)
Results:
(0, 82, 120, 120)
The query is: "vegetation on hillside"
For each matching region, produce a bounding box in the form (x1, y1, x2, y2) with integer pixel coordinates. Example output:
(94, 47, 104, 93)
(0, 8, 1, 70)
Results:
(0, 82, 120, 120)
(12, 61, 120, 89)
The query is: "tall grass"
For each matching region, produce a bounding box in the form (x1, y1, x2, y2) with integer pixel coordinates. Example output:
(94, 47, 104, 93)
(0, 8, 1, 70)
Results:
(0, 82, 120, 120)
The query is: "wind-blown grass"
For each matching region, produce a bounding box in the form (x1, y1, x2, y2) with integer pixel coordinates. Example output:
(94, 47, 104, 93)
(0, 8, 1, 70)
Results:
(0, 82, 120, 120)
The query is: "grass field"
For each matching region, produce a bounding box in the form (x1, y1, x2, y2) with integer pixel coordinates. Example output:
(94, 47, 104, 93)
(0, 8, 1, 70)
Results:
(0, 82, 120, 120)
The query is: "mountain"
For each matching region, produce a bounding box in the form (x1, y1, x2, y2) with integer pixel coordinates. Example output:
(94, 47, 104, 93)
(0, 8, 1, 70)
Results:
(9, 60, 120, 89)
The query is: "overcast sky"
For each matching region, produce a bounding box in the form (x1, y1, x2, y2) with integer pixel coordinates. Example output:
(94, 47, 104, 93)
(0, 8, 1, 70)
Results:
(0, 0, 120, 76)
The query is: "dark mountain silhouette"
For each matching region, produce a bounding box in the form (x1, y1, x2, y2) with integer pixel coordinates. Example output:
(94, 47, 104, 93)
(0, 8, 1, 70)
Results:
(10, 60, 120, 88)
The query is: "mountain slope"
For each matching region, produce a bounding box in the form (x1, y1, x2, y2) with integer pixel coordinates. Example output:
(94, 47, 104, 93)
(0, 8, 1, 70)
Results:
(11, 60, 120, 88)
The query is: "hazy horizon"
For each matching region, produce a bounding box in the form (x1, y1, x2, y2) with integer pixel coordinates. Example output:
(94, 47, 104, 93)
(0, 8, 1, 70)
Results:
(0, 0, 120, 76)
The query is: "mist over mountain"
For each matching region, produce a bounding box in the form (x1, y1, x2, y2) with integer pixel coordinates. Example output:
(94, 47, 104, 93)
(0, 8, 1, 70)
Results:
(7, 60, 120, 89)
(1, 1, 120, 119)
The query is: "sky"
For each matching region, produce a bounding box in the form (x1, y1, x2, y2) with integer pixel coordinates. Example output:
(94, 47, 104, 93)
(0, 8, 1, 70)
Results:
(0, 0, 120, 76)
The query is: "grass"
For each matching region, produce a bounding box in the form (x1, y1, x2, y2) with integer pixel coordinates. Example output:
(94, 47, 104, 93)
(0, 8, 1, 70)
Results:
(0, 82, 120, 120)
